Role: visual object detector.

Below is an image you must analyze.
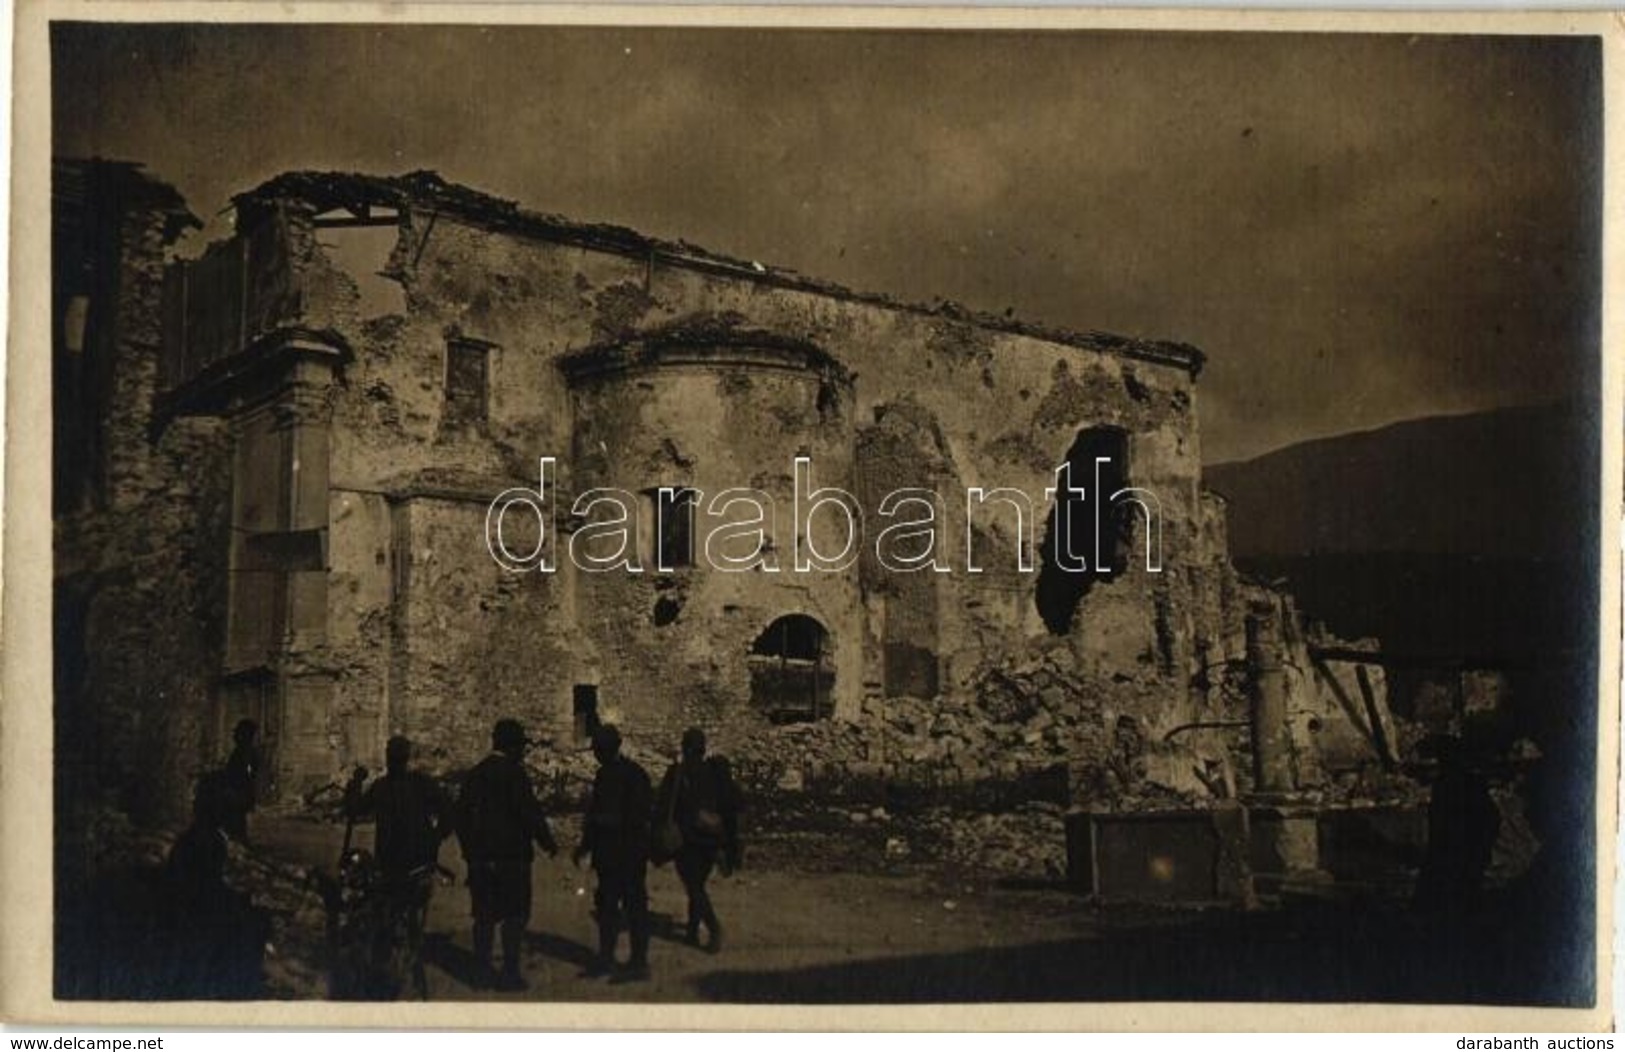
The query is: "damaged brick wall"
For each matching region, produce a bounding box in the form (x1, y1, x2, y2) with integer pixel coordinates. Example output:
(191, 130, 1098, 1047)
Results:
(54, 164, 232, 835)
(350, 210, 1217, 780)
(856, 400, 952, 702)
(113, 169, 1400, 810)
(391, 497, 579, 768)
(302, 179, 1210, 786)
(561, 330, 862, 747)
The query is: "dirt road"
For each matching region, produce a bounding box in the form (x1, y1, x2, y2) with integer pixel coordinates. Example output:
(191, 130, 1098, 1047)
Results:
(249, 813, 1566, 1006)
(259, 813, 1103, 1003)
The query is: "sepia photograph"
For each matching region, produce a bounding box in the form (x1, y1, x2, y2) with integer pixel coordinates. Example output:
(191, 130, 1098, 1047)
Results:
(6, 4, 1618, 1028)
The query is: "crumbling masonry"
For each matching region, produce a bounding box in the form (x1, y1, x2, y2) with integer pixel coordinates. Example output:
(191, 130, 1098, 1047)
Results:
(54, 162, 1400, 841)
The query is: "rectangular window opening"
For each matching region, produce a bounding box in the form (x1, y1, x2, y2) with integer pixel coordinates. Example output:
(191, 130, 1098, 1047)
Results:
(573, 684, 600, 741)
(445, 338, 491, 426)
(652, 486, 698, 570)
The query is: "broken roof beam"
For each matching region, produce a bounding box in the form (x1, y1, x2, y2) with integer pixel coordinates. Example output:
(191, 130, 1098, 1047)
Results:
(312, 201, 403, 229)
(224, 168, 1207, 377)
(232, 172, 413, 233)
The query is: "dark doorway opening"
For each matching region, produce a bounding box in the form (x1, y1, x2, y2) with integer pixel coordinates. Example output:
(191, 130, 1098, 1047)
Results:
(573, 684, 600, 741)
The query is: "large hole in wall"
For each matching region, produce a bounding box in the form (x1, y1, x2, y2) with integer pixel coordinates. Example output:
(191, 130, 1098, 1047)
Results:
(652, 595, 682, 626)
(318, 223, 407, 318)
(749, 614, 834, 723)
(1035, 426, 1130, 636)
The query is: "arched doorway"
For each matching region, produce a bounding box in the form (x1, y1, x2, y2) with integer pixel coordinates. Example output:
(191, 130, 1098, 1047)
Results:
(749, 614, 835, 723)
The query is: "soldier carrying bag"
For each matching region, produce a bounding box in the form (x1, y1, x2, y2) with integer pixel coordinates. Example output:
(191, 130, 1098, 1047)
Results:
(653, 766, 684, 865)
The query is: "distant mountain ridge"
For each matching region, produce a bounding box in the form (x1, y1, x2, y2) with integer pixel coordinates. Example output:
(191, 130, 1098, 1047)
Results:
(1203, 403, 1599, 562)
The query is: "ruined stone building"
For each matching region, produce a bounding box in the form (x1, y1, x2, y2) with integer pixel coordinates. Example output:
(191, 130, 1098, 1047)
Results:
(54, 160, 1397, 828)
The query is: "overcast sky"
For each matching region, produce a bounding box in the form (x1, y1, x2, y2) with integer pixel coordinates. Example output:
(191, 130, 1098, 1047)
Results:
(52, 23, 1602, 463)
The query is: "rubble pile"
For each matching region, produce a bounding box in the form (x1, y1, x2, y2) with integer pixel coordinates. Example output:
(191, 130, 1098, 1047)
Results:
(737, 791, 1067, 880)
(227, 841, 331, 998)
(698, 654, 1245, 880)
(911, 803, 1069, 879)
(740, 793, 1071, 880)
(711, 652, 1244, 829)
(721, 656, 1164, 798)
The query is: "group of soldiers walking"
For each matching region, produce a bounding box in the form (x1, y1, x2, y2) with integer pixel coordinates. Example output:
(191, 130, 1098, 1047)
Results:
(342, 718, 742, 992)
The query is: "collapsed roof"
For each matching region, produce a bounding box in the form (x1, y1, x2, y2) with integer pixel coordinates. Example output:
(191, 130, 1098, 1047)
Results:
(234, 169, 1206, 377)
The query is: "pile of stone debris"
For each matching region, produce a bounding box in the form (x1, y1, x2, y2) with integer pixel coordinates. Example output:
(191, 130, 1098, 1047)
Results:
(740, 786, 1072, 882)
(716, 655, 1235, 816)
(906, 803, 1070, 879)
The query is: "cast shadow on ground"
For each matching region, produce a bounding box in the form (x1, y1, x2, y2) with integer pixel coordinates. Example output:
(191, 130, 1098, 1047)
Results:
(648, 910, 691, 947)
(422, 933, 490, 988)
(424, 929, 605, 977)
(526, 930, 602, 970)
(693, 892, 1592, 1006)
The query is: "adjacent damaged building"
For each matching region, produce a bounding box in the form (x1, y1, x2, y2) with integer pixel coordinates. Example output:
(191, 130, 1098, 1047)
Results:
(54, 161, 1402, 860)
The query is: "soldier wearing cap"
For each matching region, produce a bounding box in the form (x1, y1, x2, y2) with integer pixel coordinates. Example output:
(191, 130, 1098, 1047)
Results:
(454, 718, 558, 991)
(573, 724, 654, 982)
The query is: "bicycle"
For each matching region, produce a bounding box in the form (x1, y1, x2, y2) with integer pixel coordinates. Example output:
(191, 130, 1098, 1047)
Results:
(308, 810, 451, 1000)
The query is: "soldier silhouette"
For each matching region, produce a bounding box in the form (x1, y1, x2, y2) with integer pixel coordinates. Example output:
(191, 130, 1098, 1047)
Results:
(454, 719, 558, 991)
(343, 735, 453, 998)
(1415, 734, 1501, 918)
(220, 719, 261, 844)
(161, 770, 268, 997)
(656, 727, 742, 953)
(574, 725, 654, 982)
